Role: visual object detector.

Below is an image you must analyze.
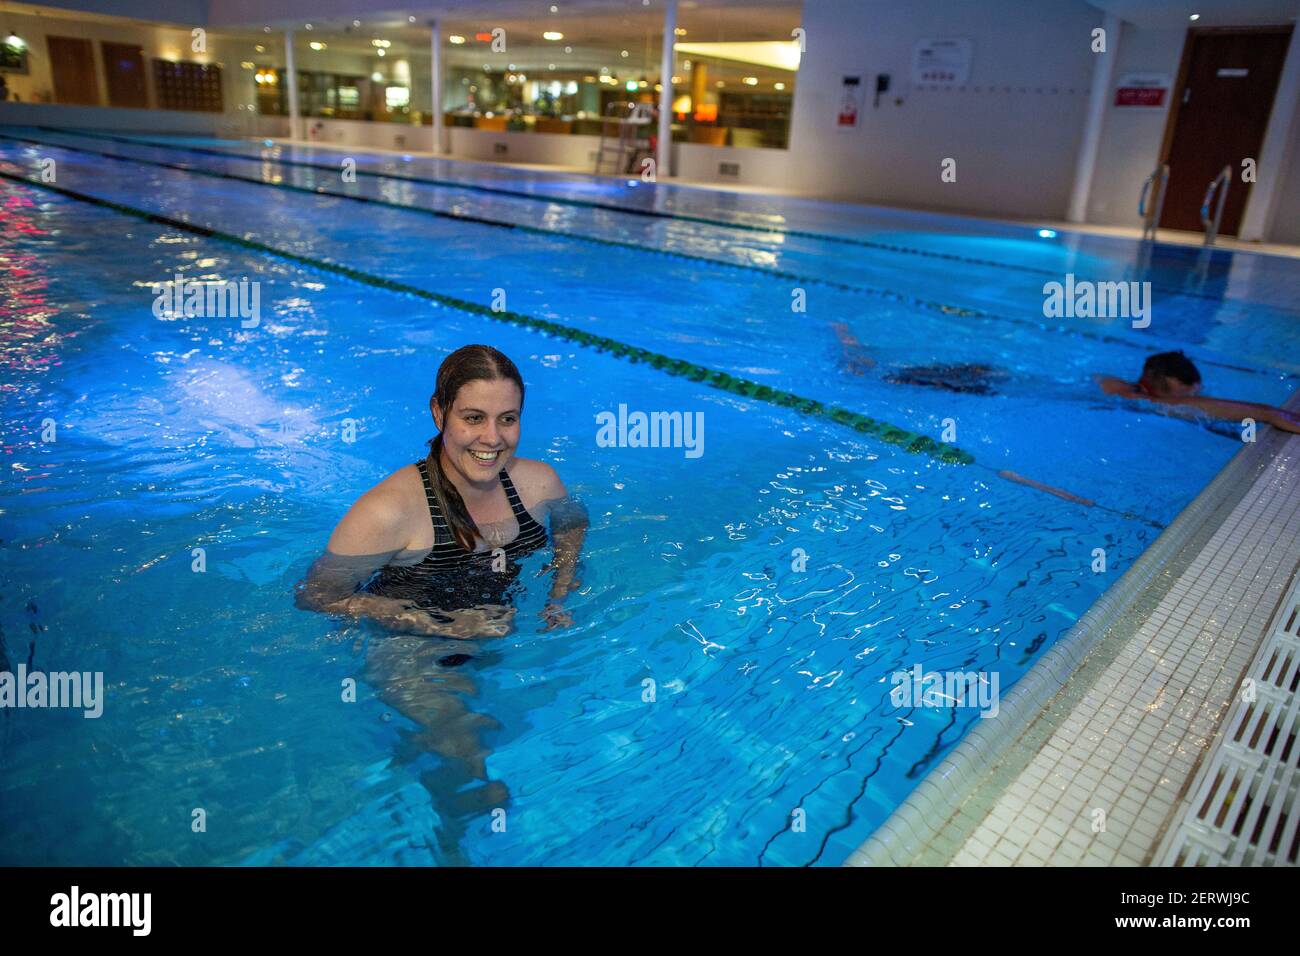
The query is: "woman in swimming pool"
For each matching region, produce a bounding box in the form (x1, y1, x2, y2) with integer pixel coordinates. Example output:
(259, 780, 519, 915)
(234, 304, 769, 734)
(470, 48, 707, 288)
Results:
(297, 343, 588, 639)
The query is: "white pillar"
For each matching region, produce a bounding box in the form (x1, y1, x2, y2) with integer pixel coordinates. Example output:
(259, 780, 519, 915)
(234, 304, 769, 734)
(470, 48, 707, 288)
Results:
(1067, 11, 1120, 223)
(656, 0, 678, 179)
(283, 30, 301, 140)
(430, 18, 444, 155)
(1238, 6, 1300, 241)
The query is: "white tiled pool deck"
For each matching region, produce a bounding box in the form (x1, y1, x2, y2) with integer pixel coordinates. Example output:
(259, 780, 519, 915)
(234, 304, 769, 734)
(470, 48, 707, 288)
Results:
(848, 403, 1300, 867)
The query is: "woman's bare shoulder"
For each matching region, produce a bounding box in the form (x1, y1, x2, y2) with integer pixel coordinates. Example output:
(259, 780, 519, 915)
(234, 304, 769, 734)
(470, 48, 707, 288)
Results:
(505, 457, 567, 505)
(327, 463, 426, 554)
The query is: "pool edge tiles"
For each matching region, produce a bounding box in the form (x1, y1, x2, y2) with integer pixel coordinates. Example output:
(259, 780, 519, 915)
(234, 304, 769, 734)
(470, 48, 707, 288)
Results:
(845, 394, 1300, 867)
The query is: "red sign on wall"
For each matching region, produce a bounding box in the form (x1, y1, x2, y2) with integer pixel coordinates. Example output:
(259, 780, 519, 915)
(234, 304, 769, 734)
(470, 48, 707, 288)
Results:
(1114, 73, 1171, 108)
(1115, 86, 1166, 107)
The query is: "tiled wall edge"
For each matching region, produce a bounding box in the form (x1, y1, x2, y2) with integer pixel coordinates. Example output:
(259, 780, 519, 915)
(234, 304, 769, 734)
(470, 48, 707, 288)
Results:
(844, 401, 1298, 867)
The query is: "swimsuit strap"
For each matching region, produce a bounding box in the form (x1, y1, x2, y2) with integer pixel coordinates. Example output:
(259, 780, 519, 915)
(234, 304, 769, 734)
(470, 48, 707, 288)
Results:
(498, 467, 531, 522)
(415, 458, 449, 545)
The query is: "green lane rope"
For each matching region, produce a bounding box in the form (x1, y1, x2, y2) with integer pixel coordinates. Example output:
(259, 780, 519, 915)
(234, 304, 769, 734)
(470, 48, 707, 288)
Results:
(0, 167, 975, 465)
(11, 131, 1288, 381)
(51, 125, 1289, 318)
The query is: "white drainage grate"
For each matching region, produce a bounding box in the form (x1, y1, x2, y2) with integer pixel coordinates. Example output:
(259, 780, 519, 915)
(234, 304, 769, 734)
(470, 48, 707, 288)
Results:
(1157, 578, 1300, 866)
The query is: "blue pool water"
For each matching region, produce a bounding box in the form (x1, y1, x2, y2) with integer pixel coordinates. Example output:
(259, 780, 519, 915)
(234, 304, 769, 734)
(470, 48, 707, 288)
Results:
(0, 129, 1296, 865)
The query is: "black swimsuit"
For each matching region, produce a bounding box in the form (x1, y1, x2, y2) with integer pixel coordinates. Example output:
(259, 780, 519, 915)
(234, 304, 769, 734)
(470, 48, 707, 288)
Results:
(364, 458, 549, 608)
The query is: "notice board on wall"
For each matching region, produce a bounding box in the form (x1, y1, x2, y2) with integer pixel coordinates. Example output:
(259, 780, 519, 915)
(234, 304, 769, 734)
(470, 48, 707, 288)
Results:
(912, 38, 972, 86)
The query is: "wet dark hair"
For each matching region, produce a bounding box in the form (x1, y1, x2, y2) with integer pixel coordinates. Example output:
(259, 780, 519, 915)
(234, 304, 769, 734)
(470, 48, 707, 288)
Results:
(426, 345, 525, 551)
(1142, 350, 1201, 387)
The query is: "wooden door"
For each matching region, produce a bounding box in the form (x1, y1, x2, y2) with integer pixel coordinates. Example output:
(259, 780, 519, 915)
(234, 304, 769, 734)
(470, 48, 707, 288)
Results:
(1159, 28, 1293, 235)
(103, 42, 147, 108)
(47, 35, 99, 106)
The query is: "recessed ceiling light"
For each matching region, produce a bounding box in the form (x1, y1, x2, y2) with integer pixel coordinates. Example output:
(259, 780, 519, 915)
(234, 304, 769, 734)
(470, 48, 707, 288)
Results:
(1189, 13, 1200, 20)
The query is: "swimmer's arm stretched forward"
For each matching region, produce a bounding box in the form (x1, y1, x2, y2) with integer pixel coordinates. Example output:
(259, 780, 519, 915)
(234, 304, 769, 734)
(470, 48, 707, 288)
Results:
(1094, 374, 1300, 434)
(1158, 394, 1300, 434)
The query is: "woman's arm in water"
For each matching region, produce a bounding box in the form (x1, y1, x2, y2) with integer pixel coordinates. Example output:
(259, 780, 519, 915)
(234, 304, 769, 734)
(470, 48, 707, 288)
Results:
(523, 461, 588, 630)
(296, 478, 463, 637)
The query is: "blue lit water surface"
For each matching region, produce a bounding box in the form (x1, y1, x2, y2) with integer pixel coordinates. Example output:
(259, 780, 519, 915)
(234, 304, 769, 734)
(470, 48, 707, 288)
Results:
(0, 132, 1296, 865)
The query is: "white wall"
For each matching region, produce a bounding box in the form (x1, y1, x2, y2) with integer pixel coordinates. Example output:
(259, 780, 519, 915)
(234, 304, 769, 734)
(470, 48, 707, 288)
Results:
(448, 126, 602, 166)
(298, 116, 431, 151)
(784, 0, 1099, 218)
(674, 142, 792, 189)
(1272, 96, 1300, 243)
(1085, 22, 1185, 226)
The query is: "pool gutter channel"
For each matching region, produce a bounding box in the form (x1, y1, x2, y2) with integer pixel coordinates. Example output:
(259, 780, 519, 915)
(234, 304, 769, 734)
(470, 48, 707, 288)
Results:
(846, 395, 1300, 866)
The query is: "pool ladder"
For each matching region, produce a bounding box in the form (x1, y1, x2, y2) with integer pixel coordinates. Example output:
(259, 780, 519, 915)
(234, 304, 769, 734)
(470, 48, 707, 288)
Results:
(1138, 162, 1233, 247)
(594, 100, 654, 177)
(1200, 164, 1232, 247)
(1138, 163, 1169, 241)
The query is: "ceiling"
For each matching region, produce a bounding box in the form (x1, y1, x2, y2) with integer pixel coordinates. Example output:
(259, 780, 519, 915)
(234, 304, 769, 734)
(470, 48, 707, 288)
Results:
(1088, 0, 1299, 27)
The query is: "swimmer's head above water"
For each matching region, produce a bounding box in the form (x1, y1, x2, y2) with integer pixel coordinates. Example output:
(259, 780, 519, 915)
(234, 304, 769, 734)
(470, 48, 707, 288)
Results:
(428, 344, 527, 551)
(301, 343, 588, 637)
(1136, 350, 1201, 399)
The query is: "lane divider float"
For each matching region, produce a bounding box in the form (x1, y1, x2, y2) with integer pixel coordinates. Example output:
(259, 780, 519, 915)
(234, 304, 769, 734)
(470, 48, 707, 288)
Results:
(0, 166, 976, 465)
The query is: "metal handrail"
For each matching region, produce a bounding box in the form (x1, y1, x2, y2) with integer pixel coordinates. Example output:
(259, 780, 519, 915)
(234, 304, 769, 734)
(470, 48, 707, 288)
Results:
(1138, 162, 1170, 241)
(1200, 164, 1231, 246)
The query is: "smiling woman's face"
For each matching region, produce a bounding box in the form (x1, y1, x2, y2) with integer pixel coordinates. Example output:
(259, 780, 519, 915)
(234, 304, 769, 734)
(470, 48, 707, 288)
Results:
(433, 377, 522, 487)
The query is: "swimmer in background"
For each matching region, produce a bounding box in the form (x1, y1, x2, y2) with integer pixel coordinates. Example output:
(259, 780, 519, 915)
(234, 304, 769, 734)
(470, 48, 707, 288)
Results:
(832, 321, 876, 375)
(833, 321, 1009, 394)
(1095, 350, 1300, 434)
